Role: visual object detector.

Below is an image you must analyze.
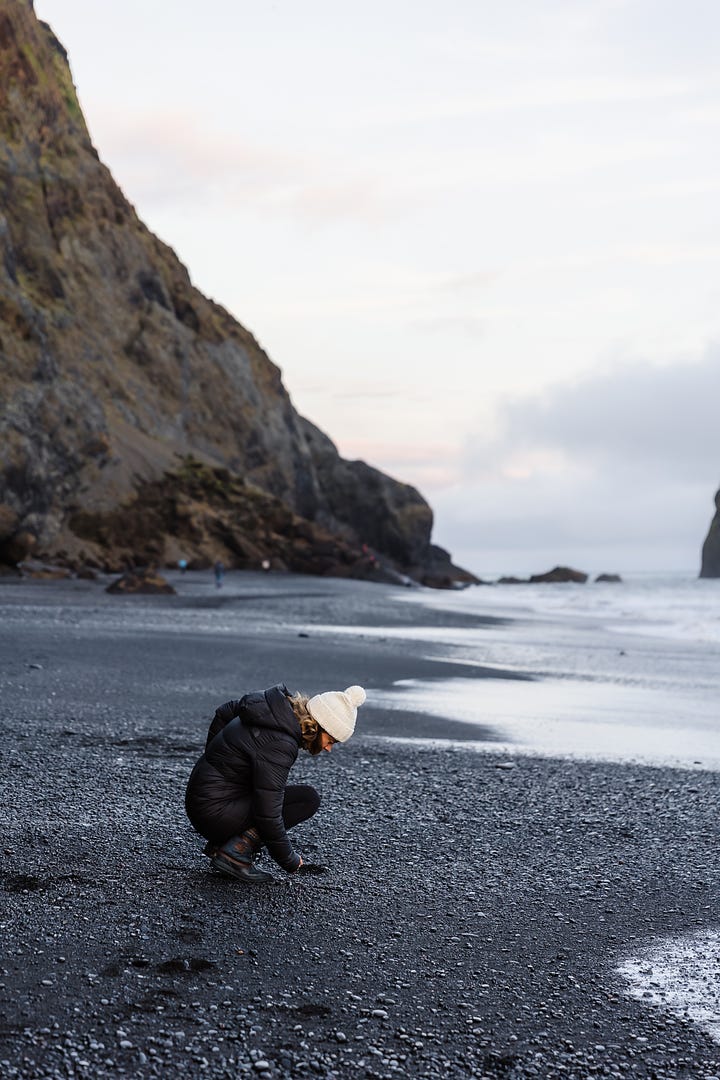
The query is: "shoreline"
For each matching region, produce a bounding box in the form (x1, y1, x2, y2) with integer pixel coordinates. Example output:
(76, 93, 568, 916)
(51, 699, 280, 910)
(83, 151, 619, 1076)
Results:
(1, 573, 719, 1078)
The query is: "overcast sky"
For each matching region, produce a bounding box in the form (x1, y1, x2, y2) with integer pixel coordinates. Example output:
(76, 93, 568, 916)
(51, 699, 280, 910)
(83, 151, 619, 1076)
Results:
(34, 0, 720, 574)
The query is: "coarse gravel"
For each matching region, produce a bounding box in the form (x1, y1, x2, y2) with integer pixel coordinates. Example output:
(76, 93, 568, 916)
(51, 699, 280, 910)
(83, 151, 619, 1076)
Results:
(1, 572, 720, 1079)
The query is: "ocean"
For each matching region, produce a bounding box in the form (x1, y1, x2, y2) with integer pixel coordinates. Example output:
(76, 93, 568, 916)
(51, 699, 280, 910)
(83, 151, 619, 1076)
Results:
(354, 571, 720, 772)
(363, 571, 720, 1046)
(3, 570, 717, 770)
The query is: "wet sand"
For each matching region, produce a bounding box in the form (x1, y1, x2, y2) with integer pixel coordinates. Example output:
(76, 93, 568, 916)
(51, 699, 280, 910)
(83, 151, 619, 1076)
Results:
(1, 572, 719, 1078)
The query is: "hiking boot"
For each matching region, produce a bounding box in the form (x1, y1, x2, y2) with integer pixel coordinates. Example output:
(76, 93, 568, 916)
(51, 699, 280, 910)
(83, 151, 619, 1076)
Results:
(211, 828, 274, 884)
(212, 853, 275, 883)
(202, 837, 262, 860)
(206, 826, 259, 860)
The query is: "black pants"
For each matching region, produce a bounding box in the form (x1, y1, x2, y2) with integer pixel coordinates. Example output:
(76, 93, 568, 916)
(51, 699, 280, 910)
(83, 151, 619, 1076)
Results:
(281, 784, 321, 830)
(200, 785, 320, 846)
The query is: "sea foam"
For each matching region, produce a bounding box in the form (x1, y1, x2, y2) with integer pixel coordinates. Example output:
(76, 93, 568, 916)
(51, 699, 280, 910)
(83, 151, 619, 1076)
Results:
(618, 930, 720, 1044)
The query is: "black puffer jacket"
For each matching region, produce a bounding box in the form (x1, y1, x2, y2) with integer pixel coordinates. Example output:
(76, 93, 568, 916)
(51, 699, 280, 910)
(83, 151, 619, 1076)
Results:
(184, 684, 302, 871)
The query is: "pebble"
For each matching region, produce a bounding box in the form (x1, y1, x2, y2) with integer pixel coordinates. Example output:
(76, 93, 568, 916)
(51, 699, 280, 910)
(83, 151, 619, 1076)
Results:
(4, 585, 720, 1080)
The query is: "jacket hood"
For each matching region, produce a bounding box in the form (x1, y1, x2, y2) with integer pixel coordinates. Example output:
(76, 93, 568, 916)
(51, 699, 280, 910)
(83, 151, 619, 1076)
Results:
(238, 684, 302, 744)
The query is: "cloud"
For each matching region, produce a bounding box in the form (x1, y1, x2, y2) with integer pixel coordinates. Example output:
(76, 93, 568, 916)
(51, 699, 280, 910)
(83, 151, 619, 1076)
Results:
(342, 440, 459, 466)
(408, 315, 485, 338)
(342, 440, 462, 493)
(366, 74, 697, 128)
(431, 463, 715, 576)
(478, 350, 720, 482)
(517, 244, 720, 275)
(89, 108, 292, 194)
(270, 178, 395, 225)
(331, 388, 428, 401)
(426, 351, 720, 573)
(438, 270, 500, 293)
(89, 108, 400, 225)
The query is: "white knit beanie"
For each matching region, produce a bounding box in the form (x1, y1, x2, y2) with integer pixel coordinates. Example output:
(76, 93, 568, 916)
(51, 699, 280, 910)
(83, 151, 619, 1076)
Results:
(307, 685, 366, 743)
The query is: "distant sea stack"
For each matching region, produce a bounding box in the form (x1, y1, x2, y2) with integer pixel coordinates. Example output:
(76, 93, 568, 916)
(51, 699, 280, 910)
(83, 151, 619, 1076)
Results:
(0, 1, 474, 587)
(700, 489, 720, 578)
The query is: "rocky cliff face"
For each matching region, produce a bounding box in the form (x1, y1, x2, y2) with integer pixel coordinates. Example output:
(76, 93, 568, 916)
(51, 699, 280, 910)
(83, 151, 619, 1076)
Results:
(700, 489, 720, 578)
(0, 0, 473, 586)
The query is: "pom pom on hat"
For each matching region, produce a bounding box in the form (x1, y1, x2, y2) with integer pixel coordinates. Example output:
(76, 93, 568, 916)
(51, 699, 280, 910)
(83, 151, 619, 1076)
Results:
(307, 684, 366, 743)
(345, 685, 366, 707)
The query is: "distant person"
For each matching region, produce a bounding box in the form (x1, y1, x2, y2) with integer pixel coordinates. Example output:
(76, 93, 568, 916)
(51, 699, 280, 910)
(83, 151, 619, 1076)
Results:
(185, 684, 366, 882)
(261, 558, 271, 573)
(178, 558, 187, 575)
(213, 560, 224, 588)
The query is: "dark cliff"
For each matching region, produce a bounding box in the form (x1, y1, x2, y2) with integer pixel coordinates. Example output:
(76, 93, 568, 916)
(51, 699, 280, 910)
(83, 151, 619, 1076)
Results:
(0, 0, 474, 586)
(700, 489, 720, 579)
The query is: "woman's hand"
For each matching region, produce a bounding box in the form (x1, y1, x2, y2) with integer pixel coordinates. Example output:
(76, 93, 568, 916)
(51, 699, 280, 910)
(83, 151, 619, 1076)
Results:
(294, 859, 329, 876)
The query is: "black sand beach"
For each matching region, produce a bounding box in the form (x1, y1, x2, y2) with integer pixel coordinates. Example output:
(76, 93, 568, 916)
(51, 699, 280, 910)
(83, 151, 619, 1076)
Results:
(1, 573, 719, 1079)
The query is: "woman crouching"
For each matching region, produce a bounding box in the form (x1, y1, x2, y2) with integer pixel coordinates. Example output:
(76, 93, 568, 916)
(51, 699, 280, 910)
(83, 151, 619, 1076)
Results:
(185, 683, 366, 883)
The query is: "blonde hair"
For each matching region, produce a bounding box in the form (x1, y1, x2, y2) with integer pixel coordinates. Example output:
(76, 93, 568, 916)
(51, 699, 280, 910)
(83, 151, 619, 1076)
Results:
(288, 692, 324, 755)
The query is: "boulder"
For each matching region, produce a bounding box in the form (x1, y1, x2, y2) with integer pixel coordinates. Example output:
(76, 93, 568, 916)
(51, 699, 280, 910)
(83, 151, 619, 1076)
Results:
(700, 489, 720, 578)
(0, 504, 19, 543)
(76, 567, 98, 580)
(411, 543, 479, 588)
(19, 560, 72, 580)
(595, 573, 622, 583)
(0, 529, 38, 566)
(106, 570, 176, 595)
(529, 566, 588, 584)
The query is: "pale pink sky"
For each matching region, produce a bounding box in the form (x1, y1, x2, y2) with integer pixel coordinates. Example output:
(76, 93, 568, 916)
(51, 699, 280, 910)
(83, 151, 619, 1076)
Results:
(35, 0, 720, 573)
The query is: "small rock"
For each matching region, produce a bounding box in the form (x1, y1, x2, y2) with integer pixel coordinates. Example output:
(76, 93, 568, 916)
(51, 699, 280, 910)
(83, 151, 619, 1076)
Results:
(106, 570, 175, 595)
(529, 565, 588, 584)
(253, 1061, 271, 1072)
